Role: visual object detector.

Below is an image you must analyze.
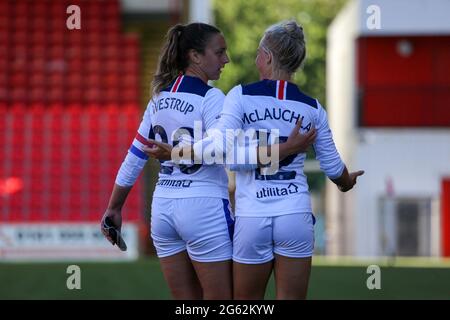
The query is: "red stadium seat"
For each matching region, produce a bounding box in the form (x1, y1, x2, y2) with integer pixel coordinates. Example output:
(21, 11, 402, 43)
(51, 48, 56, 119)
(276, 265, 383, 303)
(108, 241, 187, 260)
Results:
(68, 197, 83, 221)
(29, 87, 47, 103)
(122, 73, 139, 89)
(0, 70, 8, 87)
(86, 60, 102, 74)
(84, 19, 102, 34)
(32, 2, 48, 18)
(11, 57, 28, 73)
(0, 1, 10, 15)
(104, 59, 119, 73)
(85, 46, 102, 59)
(31, 32, 47, 46)
(30, 44, 47, 59)
(103, 33, 121, 46)
(104, 73, 120, 87)
(2, 0, 143, 223)
(13, 44, 28, 59)
(30, 57, 46, 72)
(85, 1, 102, 18)
(66, 45, 83, 59)
(14, 1, 29, 18)
(121, 88, 139, 104)
(49, 45, 65, 59)
(50, 1, 67, 17)
(84, 88, 102, 104)
(47, 87, 65, 104)
(66, 91, 82, 105)
(30, 72, 47, 88)
(0, 31, 10, 49)
(31, 18, 48, 33)
(12, 31, 28, 45)
(48, 72, 65, 87)
(0, 86, 9, 103)
(0, 44, 8, 60)
(105, 0, 120, 17)
(13, 16, 29, 32)
(65, 32, 83, 46)
(86, 72, 101, 86)
(103, 45, 120, 60)
(0, 102, 6, 117)
(10, 88, 28, 103)
(11, 102, 26, 114)
(123, 58, 139, 72)
(50, 33, 65, 47)
(11, 72, 28, 87)
(104, 88, 120, 104)
(104, 22, 120, 34)
(122, 34, 140, 59)
(67, 73, 83, 87)
(49, 161, 65, 177)
(49, 18, 67, 34)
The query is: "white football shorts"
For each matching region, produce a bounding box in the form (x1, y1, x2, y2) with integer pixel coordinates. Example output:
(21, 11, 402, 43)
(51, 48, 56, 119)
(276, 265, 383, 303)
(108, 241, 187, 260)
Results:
(151, 197, 234, 262)
(233, 213, 315, 264)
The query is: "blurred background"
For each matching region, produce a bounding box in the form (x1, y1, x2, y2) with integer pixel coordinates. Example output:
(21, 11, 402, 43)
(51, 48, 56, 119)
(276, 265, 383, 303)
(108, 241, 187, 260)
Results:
(0, 0, 449, 299)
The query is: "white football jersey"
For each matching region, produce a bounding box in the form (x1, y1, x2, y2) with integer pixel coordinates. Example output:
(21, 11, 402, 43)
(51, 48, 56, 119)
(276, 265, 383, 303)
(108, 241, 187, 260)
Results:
(196, 79, 344, 217)
(115, 75, 229, 199)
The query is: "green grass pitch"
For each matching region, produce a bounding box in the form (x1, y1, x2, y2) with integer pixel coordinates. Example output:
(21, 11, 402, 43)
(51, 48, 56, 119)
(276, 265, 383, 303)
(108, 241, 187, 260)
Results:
(1, 257, 449, 299)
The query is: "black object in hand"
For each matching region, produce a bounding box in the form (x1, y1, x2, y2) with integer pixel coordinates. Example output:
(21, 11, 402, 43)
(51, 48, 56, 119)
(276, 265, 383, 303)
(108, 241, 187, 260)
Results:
(103, 216, 127, 251)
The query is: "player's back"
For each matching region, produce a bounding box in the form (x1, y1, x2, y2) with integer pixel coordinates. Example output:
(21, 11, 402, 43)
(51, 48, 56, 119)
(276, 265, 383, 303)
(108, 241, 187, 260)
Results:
(233, 79, 319, 216)
(149, 75, 229, 199)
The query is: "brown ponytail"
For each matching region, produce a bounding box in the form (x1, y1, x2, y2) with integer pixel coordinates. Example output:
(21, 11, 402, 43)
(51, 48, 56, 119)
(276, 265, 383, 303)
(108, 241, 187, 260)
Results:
(151, 23, 221, 97)
(151, 24, 185, 97)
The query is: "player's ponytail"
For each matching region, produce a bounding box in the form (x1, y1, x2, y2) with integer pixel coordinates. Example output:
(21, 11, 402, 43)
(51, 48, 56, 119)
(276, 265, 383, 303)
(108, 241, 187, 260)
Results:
(152, 24, 185, 96)
(151, 23, 221, 97)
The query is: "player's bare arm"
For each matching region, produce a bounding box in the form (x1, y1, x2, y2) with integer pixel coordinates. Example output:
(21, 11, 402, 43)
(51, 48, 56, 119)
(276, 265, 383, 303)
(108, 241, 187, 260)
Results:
(100, 184, 131, 247)
(331, 166, 365, 192)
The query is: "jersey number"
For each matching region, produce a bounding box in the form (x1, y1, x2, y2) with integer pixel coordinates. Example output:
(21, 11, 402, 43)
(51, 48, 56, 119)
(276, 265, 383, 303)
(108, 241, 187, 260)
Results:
(255, 132, 297, 181)
(149, 125, 201, 175)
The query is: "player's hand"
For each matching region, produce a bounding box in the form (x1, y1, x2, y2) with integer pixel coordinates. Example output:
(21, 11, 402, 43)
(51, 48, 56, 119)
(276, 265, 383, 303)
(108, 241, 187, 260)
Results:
(338, 170, 365, 192)
(142, 139, 173, 161)
(100, 208, 122, 246)
(285, 118, 317, 155)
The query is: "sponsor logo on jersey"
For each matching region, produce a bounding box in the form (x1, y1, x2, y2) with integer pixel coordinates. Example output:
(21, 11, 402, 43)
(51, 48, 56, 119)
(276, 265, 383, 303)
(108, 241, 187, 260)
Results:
(156, 179, 193, 188)
(255, 183, 299, 199)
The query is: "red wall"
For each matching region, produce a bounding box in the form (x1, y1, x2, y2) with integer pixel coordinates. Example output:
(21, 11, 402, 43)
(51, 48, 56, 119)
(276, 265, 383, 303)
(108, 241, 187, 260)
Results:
(357, 36, 450, 127)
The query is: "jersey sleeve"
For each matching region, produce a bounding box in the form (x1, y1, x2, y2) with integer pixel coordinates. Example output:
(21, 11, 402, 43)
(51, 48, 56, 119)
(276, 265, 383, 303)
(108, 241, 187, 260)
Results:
(201, 88, 225, 130)
(215, 85, 245, 131)
(313, 101, 345, 179)
(115, 102, 153, 187)
(193, 85, 257, 168)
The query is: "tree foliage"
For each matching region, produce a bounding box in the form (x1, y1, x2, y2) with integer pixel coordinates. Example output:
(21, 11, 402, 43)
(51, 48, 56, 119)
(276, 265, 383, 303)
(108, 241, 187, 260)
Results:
(213, 0, 348, 105)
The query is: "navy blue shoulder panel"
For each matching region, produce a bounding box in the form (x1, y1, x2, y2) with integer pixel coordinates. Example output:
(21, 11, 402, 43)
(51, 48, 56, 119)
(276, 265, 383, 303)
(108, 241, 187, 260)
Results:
(178, 76, 212, 97)
(286, 83, 318, 109)
(242, 80, 317, 108)
(161, 78, 176, 92)
(161, 76, 212, 97)
(241, 80, 276, 98)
